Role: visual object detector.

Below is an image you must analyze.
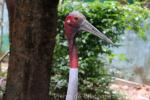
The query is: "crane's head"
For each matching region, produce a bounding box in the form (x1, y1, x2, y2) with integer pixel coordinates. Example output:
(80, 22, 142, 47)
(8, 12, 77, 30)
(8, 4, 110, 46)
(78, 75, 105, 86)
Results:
(64, 11, 113, 44)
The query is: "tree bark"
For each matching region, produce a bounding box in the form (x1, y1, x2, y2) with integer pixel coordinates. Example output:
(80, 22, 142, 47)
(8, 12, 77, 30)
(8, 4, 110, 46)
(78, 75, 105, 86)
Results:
(3, 0, 59, 100)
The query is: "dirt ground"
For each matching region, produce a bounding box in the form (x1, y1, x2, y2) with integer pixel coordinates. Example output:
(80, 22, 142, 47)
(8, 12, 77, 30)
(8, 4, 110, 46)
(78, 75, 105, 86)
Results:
(110, 78, 150, 100)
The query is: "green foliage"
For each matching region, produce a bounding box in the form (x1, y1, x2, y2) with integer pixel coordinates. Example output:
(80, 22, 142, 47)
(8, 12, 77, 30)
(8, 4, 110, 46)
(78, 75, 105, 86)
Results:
(50, 1, 150, 99)
(120, 3, 150, 40)
(108, 53, 128, 63)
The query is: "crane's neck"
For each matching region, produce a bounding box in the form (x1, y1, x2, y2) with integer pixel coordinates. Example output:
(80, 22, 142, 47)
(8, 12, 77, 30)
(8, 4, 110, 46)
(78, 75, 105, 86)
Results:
(65, 26, 79, 99)
(66, 39, 78, 100)
(68, 40, 78, 68)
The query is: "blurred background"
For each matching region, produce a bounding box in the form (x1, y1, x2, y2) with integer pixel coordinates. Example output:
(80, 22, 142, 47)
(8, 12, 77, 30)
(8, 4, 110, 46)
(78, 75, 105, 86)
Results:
(0, 0, 150, 99)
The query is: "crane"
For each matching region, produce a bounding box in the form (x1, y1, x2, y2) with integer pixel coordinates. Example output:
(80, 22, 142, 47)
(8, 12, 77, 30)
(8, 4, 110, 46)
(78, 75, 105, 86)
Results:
(64, 11, 113, 100)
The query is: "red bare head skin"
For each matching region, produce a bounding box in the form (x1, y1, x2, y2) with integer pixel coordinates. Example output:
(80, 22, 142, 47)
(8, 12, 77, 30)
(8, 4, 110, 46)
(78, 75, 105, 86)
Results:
(64, 11, 85, 68)
(64, 11, 85, 40)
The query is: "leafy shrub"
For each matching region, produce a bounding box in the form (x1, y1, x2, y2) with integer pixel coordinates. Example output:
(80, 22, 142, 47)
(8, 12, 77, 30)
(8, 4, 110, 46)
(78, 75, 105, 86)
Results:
(50, 1, 150, 100)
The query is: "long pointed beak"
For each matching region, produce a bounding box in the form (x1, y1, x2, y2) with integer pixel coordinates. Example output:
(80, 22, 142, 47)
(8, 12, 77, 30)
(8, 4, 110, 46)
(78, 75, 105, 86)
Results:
(79, 20, 113, 44)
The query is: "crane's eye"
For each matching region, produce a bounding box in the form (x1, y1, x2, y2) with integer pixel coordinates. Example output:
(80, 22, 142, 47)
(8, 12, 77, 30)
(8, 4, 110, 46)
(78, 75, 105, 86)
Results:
(74, 17, 78, 20)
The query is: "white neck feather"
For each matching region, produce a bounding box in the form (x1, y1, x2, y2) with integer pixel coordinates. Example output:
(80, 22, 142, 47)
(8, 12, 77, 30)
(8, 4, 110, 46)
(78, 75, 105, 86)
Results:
(66, 68, 78, 100)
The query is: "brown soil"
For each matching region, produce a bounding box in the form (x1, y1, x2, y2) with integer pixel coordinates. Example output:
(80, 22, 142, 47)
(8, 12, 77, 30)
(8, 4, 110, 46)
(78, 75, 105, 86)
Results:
(110, 78, 150, 100)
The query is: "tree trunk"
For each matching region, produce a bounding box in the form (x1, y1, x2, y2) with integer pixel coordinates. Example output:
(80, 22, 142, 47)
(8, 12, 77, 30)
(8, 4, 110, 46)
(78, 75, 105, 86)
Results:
(3, 0, 59, 100)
